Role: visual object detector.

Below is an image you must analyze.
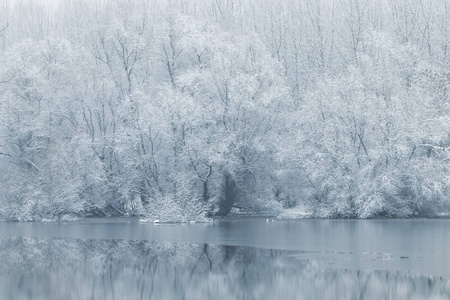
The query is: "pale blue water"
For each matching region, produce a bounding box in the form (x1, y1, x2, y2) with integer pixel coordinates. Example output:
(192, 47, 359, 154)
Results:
(0, 218, 449, 299)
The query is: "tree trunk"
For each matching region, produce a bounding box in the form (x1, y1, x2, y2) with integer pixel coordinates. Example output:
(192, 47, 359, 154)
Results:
(215, 173, 239, 216)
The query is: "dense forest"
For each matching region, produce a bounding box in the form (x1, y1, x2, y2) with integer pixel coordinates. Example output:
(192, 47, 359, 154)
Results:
(1, 0, 450, 221)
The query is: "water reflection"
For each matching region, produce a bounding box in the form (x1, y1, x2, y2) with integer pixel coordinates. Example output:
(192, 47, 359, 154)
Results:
(2, 218, 450, 278)
(0, 237, 449, 300)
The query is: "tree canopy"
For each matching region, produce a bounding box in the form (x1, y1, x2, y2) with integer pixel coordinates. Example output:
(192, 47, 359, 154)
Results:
(1, 0, 450, 220)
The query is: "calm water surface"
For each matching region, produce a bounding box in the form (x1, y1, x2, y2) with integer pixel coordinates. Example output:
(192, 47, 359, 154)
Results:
(1, 218, 449, 299)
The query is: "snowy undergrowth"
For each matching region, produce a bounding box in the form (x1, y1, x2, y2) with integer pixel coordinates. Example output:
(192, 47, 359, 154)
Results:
(141, 195, 210, 223)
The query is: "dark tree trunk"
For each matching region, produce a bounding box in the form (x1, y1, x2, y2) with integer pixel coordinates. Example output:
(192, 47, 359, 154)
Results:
(215, 173, 239, 216)
(203, 180, 210, 203)
(139, 180, 149, 207)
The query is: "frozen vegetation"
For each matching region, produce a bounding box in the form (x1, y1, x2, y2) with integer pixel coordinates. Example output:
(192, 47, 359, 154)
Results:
(1, 0, 450, 221)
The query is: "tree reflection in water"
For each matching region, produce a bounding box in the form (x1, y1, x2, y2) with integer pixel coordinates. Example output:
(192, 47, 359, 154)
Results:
(0, 237, 449, 300)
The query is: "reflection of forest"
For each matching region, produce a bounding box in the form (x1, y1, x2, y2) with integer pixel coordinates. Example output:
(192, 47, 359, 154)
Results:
(0, 237, 448, 299)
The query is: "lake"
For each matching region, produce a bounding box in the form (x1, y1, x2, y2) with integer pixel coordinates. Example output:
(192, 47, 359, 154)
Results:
(1, 218, 449, 299)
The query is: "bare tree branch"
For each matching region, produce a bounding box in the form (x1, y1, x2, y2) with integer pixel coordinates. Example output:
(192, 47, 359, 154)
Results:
(0, 22, 8, 35)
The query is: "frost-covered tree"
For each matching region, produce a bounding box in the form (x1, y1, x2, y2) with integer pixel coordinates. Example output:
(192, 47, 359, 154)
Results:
(148, 14, 290, 217)
(289, 31, 450, 217)
(1, 0, 450, 220)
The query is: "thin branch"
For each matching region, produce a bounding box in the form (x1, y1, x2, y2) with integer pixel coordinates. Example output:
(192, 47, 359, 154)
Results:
(0, 22, 8, 35)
